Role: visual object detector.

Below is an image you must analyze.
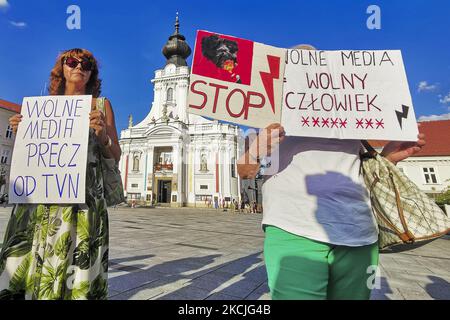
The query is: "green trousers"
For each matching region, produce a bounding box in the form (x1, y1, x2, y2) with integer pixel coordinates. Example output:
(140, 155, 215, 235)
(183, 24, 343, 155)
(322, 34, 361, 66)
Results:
(264, 226, 379, 300)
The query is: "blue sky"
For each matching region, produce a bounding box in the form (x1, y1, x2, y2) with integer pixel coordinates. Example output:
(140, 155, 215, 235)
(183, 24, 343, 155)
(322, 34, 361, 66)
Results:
(1, 0, 449, 132)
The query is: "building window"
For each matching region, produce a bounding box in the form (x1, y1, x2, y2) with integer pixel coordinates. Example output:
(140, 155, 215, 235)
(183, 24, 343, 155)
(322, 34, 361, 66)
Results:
(131, 183, 139, 188)
(166, 88, 173, 102)
(127, 193, 141, 200)
(163, 152, 172, 164)
(155, 151, 173, 171)
(1, 150, 9, 164)
(423, 167, 438, 184)
(200, 185, 208, 190)
(6, 126, 13, 139)
(133, 156, 140, 171)
(195, 195, 212, 201)
(231, 157, 236, 178)
(158, 152, 173, 165)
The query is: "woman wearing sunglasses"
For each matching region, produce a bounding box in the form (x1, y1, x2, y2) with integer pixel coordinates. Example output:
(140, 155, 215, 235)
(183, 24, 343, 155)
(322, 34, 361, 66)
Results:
(0, 48, 121, 300)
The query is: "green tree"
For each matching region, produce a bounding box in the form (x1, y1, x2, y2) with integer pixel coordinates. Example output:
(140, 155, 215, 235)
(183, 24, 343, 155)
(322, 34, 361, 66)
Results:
(435, 187, 450, 205)
(435, 179, 450, 205)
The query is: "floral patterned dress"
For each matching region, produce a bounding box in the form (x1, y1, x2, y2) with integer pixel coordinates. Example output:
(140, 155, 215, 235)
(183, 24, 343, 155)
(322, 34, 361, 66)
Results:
(0, 128, 109, 300)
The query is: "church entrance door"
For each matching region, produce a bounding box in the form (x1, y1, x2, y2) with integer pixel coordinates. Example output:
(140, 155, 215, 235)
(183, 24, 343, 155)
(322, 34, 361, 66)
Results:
(157, 179, 172, 204)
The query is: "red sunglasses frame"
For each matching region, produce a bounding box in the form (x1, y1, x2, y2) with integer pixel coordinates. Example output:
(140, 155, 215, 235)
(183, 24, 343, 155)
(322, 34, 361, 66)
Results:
(64, 56, 93, 71)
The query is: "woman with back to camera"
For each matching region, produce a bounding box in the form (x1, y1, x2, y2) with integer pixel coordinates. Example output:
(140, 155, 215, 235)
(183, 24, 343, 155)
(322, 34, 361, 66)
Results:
(237, 45, 426, 300)
(0, 48, 121, 300)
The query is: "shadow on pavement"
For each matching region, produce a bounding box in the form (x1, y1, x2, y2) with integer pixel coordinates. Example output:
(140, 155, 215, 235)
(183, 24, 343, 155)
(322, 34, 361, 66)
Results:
(425, 276, 450, 300)
(370, 277, 395, 300)
(380, 239, 437, 254)
(156, 252, 266, 300)
(108, 251, 267, 300)
(108, 254, 222, 297)
(109, 254, 156, 273)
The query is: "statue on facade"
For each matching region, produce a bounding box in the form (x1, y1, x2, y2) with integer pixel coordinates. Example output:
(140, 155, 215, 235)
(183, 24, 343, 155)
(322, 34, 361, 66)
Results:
(200, 154, 208, 172)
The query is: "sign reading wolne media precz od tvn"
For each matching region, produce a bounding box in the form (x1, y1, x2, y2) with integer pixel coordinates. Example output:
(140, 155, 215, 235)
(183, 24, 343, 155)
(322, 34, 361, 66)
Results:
(282, 49, 419, 141)
(187, 30, 286, 129)
(9, 95, 91, 204)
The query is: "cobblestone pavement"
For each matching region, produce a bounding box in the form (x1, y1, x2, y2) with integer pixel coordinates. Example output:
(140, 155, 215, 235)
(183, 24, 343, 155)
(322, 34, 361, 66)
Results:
(0, 205, 449, 300)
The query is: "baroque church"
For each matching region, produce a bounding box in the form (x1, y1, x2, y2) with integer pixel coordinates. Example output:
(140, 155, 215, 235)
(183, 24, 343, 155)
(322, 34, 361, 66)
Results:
(118, 17, 242, 207)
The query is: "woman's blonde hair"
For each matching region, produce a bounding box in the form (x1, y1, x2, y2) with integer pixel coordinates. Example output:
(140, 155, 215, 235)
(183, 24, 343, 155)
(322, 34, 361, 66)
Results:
(49, 48, 101, 97)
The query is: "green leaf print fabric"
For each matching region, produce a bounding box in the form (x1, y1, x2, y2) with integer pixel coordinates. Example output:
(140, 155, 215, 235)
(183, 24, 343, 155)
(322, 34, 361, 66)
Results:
(0, 128, 109, 300)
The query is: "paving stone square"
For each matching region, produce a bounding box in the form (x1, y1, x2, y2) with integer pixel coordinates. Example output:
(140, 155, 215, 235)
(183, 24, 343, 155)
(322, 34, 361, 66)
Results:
(0, 205, 449, 300)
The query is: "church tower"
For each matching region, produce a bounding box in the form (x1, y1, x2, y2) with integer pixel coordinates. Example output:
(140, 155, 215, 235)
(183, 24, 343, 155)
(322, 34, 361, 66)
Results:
(119, 15, 241, 208)
(135, 14, 193, 127)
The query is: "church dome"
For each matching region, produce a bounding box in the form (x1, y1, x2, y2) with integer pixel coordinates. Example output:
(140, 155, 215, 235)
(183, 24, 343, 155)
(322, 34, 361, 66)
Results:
(162, 15, 192, 67)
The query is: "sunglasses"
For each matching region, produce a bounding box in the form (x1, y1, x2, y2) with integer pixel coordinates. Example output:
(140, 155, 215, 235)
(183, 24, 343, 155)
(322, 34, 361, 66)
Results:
(64, 56, 93, 71)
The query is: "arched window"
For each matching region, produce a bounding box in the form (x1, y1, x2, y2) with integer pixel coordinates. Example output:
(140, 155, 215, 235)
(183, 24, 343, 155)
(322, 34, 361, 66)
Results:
(133, 155, 140, 171)
(166, 88, 174, 102)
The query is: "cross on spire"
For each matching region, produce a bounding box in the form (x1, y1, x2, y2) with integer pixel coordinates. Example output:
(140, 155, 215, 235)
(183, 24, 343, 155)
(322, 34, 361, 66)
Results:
(175, 12, 179, 34)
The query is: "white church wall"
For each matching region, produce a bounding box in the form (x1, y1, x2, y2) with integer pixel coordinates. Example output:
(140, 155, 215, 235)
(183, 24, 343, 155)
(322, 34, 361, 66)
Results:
(118, 33, 242, 208)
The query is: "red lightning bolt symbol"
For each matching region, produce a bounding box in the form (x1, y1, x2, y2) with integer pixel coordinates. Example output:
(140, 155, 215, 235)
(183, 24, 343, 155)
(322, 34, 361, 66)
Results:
(259, 55, 280, 114)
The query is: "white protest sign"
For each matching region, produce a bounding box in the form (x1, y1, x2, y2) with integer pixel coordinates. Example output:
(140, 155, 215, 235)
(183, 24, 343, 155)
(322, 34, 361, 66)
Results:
(282, 50, 419, 141)
(188, 30, 286, 128)
(9, 95, 91, 204)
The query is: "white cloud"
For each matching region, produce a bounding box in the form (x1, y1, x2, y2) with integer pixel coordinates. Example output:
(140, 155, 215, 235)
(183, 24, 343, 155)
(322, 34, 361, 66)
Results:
(9, 20, 27, 28)
(439, 92, 450, 105)
(0, 0, 9, 8)
(418, 113, 450, 122)
(417, 81, 438, 92)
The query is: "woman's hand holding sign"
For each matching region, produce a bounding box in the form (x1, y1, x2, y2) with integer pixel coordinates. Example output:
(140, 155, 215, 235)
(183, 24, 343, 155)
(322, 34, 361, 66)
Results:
(89, 98, 121, 162)
(382, 132, 426, 165)
(237, 123, 286, 179)
(89, 108, 108, 145)
(249, 123, 286, 160)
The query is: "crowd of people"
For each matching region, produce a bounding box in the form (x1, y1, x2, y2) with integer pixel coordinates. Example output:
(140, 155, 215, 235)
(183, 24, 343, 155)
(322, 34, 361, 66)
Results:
(205, 197, 260, 213)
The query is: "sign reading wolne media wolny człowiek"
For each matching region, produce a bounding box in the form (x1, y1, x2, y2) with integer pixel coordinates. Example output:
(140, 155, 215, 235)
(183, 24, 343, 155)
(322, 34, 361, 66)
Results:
(282, 49, 419, 141)
(9, 95, 91, 204)
(187, 30, 286, 128)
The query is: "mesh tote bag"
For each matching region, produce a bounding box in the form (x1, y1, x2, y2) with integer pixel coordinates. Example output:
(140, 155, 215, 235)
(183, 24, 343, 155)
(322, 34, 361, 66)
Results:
(361, 140, 450, 249)
(96, 97, 125, 206)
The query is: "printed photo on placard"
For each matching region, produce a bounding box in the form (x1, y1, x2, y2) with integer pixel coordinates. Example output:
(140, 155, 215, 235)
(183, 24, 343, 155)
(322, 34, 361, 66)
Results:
(188, 30, 286, 129)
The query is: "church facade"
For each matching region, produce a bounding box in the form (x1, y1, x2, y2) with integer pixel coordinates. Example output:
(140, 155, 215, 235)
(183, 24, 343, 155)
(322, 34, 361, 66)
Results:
(118, 18, 242, 207)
